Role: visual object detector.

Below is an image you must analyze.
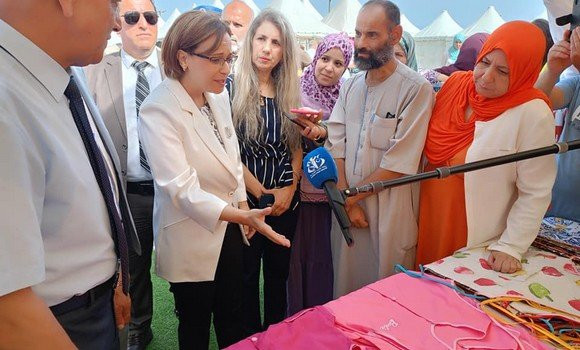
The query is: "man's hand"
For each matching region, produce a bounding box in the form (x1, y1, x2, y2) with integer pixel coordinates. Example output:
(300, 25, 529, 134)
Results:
(113, 277, 131, 330)
(570, 28, 580, 70)
(347, 203, 368, 228)
(547, 36, 572, 76)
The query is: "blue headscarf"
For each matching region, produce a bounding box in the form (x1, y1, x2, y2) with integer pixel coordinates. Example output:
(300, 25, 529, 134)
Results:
(448, 33, 466, 63)
(193, 5, 222, 14)
(399, 31, 417, 71)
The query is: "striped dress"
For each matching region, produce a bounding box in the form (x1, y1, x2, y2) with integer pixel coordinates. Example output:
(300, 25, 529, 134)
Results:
(226, 76, 294, 207)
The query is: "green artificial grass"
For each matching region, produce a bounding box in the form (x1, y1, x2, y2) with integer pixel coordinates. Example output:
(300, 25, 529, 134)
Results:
(148, 255, 263, 350)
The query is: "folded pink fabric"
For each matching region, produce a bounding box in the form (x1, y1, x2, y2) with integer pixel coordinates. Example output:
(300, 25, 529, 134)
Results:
(226, 306, 354, 350)
(324, 273, 551, 350)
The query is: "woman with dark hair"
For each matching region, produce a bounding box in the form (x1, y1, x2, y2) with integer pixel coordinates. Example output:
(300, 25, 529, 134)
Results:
(138, 11, 289, 349)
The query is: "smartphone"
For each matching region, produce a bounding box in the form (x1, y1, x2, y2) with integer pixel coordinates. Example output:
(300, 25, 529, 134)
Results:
(284, 113, 307, 129)
(290, 107, 320, 115)
(258, 194, 275, 209)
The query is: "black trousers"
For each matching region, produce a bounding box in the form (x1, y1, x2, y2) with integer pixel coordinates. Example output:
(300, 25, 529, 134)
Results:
(170, 224, 245, 350)
(126, 189, 154, 334)
(243, 196, 300, 334)
(55, 290, 118, 350)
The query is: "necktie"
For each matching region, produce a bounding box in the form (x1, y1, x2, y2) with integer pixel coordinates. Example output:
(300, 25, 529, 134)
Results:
(133, 61, 151, 174)
(65, 76, 129, 294)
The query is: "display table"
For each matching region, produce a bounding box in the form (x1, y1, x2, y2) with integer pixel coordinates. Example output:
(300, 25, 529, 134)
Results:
(227, 272, 555, 349)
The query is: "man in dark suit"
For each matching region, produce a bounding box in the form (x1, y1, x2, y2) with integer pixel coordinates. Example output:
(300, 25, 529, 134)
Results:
(85, 0, 163, 348)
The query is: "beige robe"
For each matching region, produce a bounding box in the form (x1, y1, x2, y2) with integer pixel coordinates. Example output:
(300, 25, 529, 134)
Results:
(326, 62, 434, 297)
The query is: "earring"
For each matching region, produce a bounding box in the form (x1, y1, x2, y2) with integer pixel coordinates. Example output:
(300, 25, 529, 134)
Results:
(181, 65, 187, 71)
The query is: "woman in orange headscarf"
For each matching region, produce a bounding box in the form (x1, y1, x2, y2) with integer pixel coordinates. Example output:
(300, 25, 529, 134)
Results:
(415, 21, 557, 273)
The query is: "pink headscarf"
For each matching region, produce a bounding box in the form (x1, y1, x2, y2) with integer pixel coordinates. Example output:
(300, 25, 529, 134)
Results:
(300, 33, 353, 116)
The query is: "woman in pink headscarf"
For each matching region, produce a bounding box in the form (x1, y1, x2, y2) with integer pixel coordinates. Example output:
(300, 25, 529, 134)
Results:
(287, 32, 353, 316)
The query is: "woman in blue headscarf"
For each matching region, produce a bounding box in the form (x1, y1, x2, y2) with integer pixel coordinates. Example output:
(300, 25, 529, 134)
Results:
(394, 31, 418, 71)
(446, 33, 466, 64)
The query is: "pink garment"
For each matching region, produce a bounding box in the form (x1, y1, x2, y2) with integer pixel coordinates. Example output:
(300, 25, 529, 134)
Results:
(226, 306, 355, 350)
(324, 274, 551, 350)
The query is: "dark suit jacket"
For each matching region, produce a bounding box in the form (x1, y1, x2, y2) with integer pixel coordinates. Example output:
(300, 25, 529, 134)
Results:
(84, 49, 165, 185)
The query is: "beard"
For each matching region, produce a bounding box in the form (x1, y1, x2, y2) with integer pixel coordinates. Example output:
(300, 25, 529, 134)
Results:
(354, 41, 394, 70)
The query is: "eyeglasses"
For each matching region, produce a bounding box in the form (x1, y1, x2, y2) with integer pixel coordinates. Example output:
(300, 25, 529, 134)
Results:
(120, 11, 159, 25)
(190, 52, 236, 67)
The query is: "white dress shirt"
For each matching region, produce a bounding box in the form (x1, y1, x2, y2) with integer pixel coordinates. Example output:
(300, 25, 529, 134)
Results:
(120, 49, 162, 182)
(0, 20, 118, 306)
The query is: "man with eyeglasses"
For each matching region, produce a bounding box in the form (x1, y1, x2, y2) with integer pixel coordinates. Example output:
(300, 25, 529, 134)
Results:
(85, 0, 163, 349)
(0, 0, 139, 349)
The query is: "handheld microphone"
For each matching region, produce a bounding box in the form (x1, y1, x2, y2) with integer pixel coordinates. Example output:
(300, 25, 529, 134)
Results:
(302, 147, 354, 246)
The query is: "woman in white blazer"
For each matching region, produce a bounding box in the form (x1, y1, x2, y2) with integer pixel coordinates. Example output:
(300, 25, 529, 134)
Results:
(138, 12, 289, 349)
(416, 21, 556, 274)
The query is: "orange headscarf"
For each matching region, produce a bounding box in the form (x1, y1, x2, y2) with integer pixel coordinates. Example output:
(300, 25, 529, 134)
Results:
(424, 21, 552, 165)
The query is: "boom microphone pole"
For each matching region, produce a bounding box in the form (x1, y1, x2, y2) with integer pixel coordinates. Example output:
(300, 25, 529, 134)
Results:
(344, 140, 580, 197)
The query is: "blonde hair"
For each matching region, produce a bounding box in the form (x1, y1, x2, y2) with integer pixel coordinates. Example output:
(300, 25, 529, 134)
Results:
(232, 9, 301, 151)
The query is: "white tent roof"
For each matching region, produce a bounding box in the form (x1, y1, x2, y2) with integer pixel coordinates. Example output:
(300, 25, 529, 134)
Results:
(401, 13, 420, 35)
(534, 9, 548, 21)
(322, 0, 361, 36)
(212, 0, 225, 9)
(302, 0, 323, 20)
(158, 8, 182, 40)
(266, 0, 337, 36)
(461, 6, 505, 36)
(107, 32, 122, 48)
(415, 10, 462, 38)
(157, 15, 166, 30)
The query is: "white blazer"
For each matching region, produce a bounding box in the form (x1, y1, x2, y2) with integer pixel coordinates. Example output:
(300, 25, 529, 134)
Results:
(139, 78, 247, 282)
(464, 99, 556, 260)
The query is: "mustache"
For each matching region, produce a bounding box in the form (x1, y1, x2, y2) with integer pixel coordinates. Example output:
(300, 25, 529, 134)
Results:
(354, 48, 370, 55)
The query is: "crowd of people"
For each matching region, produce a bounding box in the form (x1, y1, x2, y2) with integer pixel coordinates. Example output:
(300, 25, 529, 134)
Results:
(0, 0, 577, 349)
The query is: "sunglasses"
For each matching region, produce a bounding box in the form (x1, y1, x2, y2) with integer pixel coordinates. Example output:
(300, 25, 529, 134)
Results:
(121, 11, 159, 26)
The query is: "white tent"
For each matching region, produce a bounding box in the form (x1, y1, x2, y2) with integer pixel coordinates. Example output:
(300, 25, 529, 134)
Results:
(534, 9, 548, 20)
(157, 15, 166, 30)
(105, 32, 122, 55)
(414, 10, 463, 69)
(400, 13, 420, 35)
(302, 0, 323, 20)
(415, 10, 462, 38)
(266, 0, 337, 37)
(212, 0, 225, 9)
(322, 0, 361, 36)
(461, 6, 505, 37)
(158, 8, 182, 40)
